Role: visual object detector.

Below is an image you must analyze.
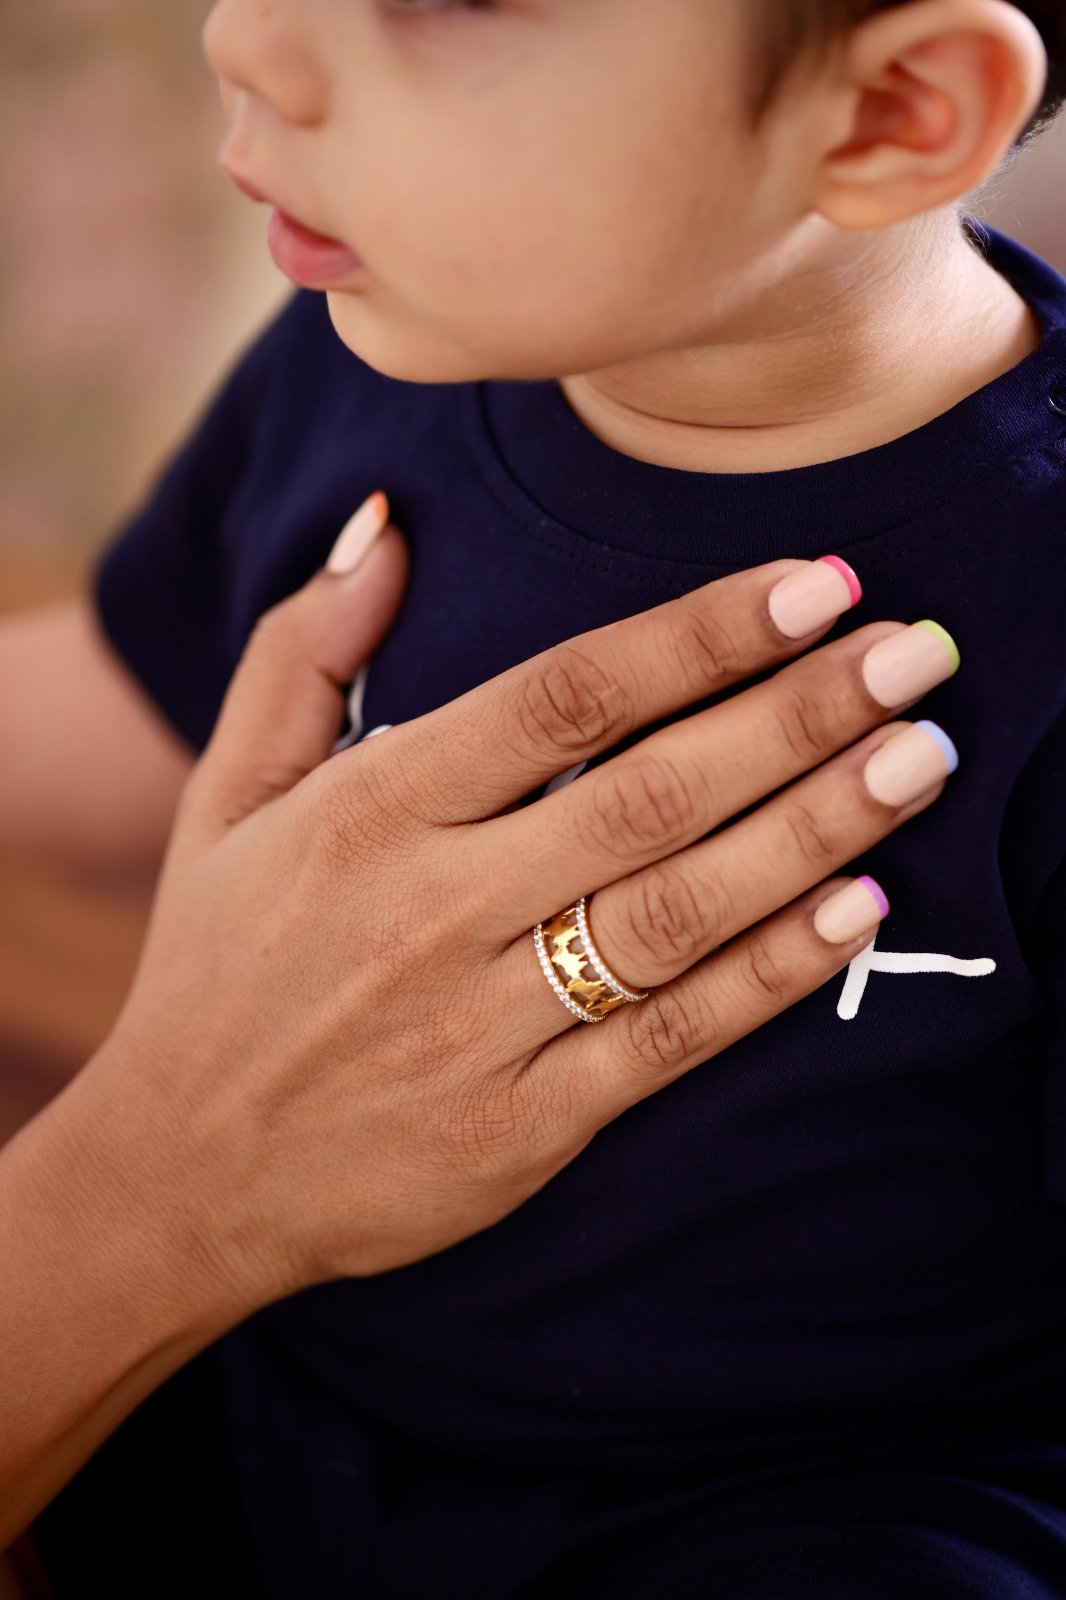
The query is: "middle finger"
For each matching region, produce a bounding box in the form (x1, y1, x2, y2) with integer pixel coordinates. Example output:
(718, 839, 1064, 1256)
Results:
(476, 617, 959, 933)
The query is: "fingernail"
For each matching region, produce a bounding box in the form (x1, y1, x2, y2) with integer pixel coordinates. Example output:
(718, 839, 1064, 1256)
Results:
(861, 619, 960, 707)
(863, 719, 959, 806)
(813, 875, 890, 944)
(327, 491, 390, 574)
(767, 555, 862, 639)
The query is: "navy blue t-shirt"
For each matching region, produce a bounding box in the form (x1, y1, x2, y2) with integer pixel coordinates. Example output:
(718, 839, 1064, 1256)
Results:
(32, 221, 1066, 1598)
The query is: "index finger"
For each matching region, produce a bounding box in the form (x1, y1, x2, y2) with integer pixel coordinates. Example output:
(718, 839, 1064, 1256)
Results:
(376, 555, 862, 823)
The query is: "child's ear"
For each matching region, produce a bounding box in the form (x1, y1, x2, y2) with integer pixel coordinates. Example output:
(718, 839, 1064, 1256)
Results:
(811, 0, 1048, 229)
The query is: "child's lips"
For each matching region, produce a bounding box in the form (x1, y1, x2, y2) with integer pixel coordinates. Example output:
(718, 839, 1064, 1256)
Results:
(265, 206, 366, 288)
(220, 160, 366, 286)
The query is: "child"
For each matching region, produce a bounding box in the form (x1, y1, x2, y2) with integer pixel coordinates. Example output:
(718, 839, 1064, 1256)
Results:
(23, 0, 1066, 1594)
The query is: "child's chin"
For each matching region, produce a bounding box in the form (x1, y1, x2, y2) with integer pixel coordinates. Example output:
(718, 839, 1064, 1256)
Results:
(322, 291, 525, 387)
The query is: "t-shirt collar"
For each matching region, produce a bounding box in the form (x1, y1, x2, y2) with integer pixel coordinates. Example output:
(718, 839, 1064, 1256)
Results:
(469, 220, 1066, 566)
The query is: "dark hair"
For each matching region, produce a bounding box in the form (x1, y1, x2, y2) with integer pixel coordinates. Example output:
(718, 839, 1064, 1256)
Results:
(750, 0, 1066, 149)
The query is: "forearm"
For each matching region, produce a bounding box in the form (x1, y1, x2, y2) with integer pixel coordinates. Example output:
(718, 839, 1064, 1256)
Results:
(0, 1050, 254, 1547)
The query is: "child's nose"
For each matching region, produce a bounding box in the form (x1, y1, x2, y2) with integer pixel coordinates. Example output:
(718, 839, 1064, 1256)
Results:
(201, 0, 327, 130)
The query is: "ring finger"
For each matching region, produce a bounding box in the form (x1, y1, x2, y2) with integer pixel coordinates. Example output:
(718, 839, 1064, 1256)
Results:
(497, 716, 956, 1052)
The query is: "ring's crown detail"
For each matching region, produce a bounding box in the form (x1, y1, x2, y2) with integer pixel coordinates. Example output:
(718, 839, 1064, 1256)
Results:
(534, 897, 650, 1023)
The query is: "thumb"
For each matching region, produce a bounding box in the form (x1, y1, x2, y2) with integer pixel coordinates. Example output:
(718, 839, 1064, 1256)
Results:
(187, 491, 408, 838)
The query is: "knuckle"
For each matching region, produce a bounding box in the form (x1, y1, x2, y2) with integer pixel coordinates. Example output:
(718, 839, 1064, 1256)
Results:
(388, 977, 479, 1095)
(774, 681, 834, 766)
(514, 645, 634, 762)
(671, 604, 745, 695)
(621, 986, 704, 1079)
(417, 985, 471, 1062)
(436, 1076, 526, 1174)
(735, 929, 791, 1008)
(314, 756, 411, 874)
(359, 727, 433, 824)
(628, 864, 711, 970)
(587, 754, 700, 863)
(319, 770, 380, 868)
(784, 798, 838, 874)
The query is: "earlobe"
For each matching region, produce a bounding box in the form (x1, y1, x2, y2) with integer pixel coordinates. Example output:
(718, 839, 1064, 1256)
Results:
(812, 0, 1048, 230)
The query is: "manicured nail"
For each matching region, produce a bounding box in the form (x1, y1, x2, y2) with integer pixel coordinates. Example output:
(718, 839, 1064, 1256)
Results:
(767, 555, 862, 639)
(863, 719, 959, 806)
(861, 619, 960, 707)
(813, 875, 890, 944)
(327, 491, 389, 574)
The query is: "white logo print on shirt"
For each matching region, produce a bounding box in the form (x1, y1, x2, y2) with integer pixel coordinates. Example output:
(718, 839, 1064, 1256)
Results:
(836, 933, 996, 1020)
(334, 675, 997, 1022)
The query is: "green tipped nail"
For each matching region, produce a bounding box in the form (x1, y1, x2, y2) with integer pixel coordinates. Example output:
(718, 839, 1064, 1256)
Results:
(914, 619, 961, 675)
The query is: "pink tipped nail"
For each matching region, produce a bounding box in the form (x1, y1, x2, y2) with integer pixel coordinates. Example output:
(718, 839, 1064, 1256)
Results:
(817, 555, 862, 608)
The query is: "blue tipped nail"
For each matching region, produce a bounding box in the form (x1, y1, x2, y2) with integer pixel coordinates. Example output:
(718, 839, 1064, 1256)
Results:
(915, 720, 959, 775)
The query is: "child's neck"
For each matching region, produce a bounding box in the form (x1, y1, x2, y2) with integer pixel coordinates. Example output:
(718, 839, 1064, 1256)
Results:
(559, 212, 1041, 477)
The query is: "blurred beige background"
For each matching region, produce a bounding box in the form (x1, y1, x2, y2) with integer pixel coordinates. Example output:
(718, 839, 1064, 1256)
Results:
(0, 2, 1065, 1143)
(0, 1, 286, 1140)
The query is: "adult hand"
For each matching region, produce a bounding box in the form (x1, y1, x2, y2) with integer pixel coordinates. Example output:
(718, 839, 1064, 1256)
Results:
(89, 501, 955, 1301)
(1, 496, 958, 1543)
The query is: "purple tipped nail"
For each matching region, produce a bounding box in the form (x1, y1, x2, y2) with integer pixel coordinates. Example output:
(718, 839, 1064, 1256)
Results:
(856, 875, 890, 919)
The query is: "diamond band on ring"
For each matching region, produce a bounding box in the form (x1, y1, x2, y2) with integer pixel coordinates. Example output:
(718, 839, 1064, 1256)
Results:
(534, 896, 650, 1023)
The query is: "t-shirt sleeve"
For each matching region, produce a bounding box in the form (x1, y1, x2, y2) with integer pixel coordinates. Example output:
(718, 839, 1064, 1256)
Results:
(89, 288, 305, 753)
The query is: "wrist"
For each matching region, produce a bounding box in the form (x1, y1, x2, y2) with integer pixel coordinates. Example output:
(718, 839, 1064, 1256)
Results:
(11, 1038, 269, 1349)
(0, 1040, 273, 1542)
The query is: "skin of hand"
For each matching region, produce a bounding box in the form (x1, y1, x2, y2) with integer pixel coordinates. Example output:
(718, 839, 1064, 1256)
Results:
(0, 506, 956, 1543)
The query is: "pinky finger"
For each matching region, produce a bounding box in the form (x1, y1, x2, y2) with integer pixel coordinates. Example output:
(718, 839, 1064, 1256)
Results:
(528, 874, 888, 1143)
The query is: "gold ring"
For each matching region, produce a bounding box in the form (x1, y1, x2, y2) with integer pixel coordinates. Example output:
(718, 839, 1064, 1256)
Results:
(533, 895, 651, 1023)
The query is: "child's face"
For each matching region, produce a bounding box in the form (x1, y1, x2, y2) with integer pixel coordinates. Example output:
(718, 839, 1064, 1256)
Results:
(205, 0, 825, 384)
